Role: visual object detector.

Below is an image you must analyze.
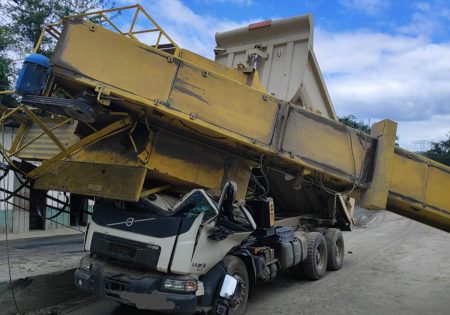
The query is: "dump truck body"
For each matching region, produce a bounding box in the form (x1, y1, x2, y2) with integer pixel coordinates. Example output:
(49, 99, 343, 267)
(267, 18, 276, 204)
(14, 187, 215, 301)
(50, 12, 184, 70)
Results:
(1, 4, 449, 315)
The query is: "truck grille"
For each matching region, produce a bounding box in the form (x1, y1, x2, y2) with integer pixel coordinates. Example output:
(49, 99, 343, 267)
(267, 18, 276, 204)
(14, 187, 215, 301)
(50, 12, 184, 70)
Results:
(109, 242, 137, 258)
(91, 232, 161, 270)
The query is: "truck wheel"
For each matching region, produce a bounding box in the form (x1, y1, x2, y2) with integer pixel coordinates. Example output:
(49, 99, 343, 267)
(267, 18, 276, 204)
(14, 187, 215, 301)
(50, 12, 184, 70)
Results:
(223, 255, 249, 315)
(325, 228, 345, 271)
(301, 232, 328, 280)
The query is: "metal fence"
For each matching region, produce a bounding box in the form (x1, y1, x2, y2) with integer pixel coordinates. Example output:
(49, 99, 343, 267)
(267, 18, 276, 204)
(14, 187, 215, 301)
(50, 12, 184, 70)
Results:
(0, 129, 81, 234)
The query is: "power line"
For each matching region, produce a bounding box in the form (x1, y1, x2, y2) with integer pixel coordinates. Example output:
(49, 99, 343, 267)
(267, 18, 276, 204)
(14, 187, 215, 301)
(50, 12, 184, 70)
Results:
(1, 122, 22, 315)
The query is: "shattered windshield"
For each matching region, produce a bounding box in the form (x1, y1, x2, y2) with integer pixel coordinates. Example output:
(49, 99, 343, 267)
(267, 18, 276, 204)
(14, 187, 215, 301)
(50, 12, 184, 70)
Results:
(173, 190, 218, 222)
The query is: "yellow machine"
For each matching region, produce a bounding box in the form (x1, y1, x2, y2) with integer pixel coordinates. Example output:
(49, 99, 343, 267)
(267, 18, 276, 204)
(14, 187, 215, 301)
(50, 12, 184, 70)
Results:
(1, 5, 449, 314)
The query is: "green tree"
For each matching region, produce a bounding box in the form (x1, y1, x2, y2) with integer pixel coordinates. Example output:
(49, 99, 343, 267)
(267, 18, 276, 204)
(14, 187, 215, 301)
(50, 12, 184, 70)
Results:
(1, 0, 115, 54)
(423, 133, 450, 166)
(338, 114, 371, 134)
(0, 25, 17, 106)
(0, 0, 114, 105)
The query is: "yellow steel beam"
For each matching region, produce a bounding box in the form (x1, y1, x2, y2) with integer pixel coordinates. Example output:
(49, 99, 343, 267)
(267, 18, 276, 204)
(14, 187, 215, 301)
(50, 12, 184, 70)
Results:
(34, 161, 148, 201)
(8, 117, 73, 157)
(34, 27, 47, 52)
(128, 6, 140, 39)
(27, 117, 132, 179)
(31, 4, 179, 58)
(99, 13, 123, 34)
(23, 107, 69, 156)
(0, 105, 25, 123)
(138, 5, 180, 54)
(9, 122, 27, 153)
(360, 119, 397, 209)
(140, 184, 171, 198)
(387, 149, 450, 231)
(62, 4, 140, 19)
(132, 28, 159, 35)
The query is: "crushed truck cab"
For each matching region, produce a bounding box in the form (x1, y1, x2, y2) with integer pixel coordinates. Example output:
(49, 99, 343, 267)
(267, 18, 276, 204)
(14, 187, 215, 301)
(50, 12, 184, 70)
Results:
(73, 185, 309, 314)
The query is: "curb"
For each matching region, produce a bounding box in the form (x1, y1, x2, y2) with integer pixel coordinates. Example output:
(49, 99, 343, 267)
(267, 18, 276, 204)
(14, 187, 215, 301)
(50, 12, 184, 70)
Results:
(0, 268, 87, 314)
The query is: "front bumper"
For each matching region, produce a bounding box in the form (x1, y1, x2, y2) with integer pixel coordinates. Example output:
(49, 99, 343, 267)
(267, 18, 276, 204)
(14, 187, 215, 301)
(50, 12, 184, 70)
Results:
(74, 256, 197, 315)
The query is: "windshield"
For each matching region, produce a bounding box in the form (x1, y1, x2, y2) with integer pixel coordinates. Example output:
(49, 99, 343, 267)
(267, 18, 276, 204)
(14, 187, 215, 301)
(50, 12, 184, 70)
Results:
(173, 190, 218, 222)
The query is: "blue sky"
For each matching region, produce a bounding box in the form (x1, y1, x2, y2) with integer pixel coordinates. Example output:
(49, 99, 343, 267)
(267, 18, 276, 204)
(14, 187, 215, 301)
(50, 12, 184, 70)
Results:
(187, 0, 450, 43)
(114, 0, 450, 150)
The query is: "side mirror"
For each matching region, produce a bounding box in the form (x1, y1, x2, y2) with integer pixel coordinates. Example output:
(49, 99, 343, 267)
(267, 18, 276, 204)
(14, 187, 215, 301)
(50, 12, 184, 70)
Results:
(217, 181, 237, 214)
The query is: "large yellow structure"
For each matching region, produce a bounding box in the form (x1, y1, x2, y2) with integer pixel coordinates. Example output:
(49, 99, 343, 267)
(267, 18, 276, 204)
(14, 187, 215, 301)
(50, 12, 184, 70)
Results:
(1, 4, 449, 232)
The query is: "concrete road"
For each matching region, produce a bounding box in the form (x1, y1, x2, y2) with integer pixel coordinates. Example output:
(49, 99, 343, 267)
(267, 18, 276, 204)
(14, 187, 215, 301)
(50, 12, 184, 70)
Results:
(0, 233, 84, 252)
(55, 211, 450, 315)
(0, 233, 86, 314)
(0, 233, 84, 281)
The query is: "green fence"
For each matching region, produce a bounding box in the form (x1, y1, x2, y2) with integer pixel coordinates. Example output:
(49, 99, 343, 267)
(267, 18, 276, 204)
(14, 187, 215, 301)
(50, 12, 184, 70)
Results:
(0, 209, 14, 233)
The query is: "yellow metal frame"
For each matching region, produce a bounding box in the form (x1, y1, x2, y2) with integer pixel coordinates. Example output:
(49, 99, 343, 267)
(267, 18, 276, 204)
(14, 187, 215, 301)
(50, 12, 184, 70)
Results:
(27, 117, 132, 179)
(33, 4, 180, 56)
(0, 4, 178, 187)
(0, 90, 15, 95)
(0, 105, 133, 179)
(140, 184, 171, 198)
(2, 6, 448, 231)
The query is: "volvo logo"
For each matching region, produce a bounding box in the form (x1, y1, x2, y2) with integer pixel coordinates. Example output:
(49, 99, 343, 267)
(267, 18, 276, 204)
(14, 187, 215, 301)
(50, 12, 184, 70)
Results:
(107, 217, 156, 227)
(125, 217, 134, 227)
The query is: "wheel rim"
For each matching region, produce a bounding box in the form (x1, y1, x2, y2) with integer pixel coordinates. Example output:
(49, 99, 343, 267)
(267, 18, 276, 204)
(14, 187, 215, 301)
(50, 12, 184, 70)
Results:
(315, 243, 326, 270)
(335, 237, 344, 264)
(229, 273, 247, 310)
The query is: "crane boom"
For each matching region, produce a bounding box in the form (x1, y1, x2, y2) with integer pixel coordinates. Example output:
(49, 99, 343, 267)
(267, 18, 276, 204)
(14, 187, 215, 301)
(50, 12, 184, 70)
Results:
(2, 6, 449, 232)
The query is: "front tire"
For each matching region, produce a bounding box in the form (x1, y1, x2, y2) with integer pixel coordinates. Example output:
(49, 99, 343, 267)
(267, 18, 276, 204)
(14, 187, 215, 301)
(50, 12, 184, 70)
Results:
(325, 228, 345, 271)
(222, 255, 249, 315)
(301, 232, 328, 280)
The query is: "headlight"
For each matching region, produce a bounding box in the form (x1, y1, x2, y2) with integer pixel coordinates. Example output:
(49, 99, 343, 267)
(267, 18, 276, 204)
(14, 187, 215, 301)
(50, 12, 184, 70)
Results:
(162, 279, 197, 293)
(79, 256, 92, 273)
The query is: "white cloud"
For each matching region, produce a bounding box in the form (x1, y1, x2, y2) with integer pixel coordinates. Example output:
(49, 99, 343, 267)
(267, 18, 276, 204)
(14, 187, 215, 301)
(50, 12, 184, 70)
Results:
(397, 3, 436, 37)
(197, 0, 253, 5)
(397, 1, 450, 38)
(315, 28, 450, 148)
(397, 114, 450, 150)
(117, 0, 257, 58)
(339, 0, 389, 15)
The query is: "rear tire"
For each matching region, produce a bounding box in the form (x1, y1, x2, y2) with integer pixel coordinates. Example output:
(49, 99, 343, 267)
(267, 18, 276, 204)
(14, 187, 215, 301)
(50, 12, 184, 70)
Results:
(325, 228, 345, 271)
(301, 232, 328, 280)
(222, 255, 249, 315)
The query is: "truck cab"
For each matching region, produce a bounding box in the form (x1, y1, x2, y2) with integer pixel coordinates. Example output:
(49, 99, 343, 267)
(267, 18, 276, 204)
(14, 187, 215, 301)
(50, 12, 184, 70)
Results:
(75, 182, 344, 314)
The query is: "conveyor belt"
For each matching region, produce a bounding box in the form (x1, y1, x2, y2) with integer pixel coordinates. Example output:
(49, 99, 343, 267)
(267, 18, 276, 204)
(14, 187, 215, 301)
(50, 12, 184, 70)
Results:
(7, 18, 449, 232)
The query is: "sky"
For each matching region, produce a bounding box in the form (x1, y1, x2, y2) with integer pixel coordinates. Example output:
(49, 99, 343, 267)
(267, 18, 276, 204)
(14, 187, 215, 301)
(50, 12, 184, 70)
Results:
(113, 0, 450, 151)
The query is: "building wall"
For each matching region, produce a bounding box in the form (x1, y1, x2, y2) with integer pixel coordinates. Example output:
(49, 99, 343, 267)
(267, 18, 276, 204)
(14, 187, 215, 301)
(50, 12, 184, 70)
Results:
(0, 129, 16, 233)
(45, 190, 71, 230)
(0, 129, 72, 233)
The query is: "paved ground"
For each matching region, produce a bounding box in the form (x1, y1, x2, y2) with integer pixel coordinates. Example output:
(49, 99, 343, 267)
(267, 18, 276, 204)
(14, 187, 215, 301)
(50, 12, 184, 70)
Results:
(0, 232, 84, 281)
(49, 210, 450, 315)
(0, 232, 86, 314)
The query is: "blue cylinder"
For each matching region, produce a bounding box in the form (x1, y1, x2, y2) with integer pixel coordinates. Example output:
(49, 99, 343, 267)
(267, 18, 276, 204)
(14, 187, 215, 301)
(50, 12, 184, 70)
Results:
(15, 53, 51, 96)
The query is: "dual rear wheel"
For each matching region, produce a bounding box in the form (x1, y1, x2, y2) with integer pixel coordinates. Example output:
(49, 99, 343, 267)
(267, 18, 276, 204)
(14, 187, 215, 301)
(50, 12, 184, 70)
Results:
(325, 228, 345, 271)
(218, 229, 344, 314)
(294, 228, 345, 280)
